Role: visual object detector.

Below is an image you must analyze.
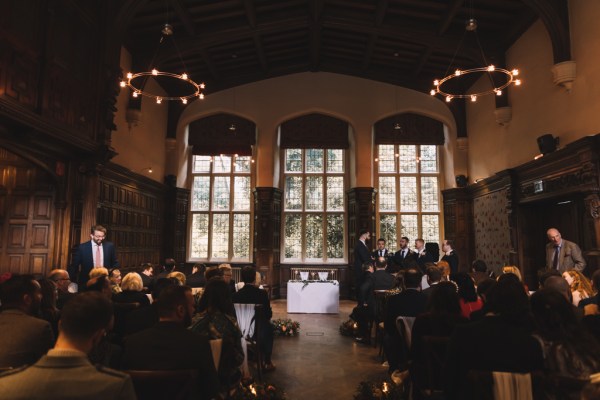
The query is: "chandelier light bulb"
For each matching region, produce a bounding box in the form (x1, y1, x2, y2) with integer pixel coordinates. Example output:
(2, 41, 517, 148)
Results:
(512, 69, 519, 76)
(430, 89, 436, 96)
(471, 95, 477, 102)
(495, 89, 502, 96)
(199, 93, 205, 99)
(455, 69, 461, 76)
(515, 79, 522, 86)
(156, 97, 162, 104)
(181, 98, 187, 104)
(446, 96, 452, 102)
(200, 83, 206, 89)
(181, 73, 188, 80)
(132, 91, 139, 98)
(487, 65, 495, 71)
(433, 79, 439, 86)
(126, 72, 133, 79)
(120, 81, 126, 87)
(152, 69, 158, 75)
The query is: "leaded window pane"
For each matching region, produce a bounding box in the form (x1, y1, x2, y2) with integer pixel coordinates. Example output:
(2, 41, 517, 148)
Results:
(191, 176, 210, 211)
(211, 214, 229, 258)
(400, 214, 418, 242)
(285, 149, 302, 172)
(421, 177, 439, 212)
(422, 215, 439, 244)
(306, 149, 324, 173)
(378, 176, 396, 211)
(305, 214, 323, 259)
(233, 214, 250, 258)
(327, 149, 344, 172)
(399, 145, 417, 173)
(285, 176, 303, 210)
(327, 214, 344, 258)
(212, 177, 230, 210)
(326, 177, 344, 211)
(378, 144, 396, 172)
(213, 156, 232, 173)
(233, 176, 251, 211)
(420, 145, 438, 173)
(284, 214, 302, 259)
(193, 156, 212, 173)
(305, 176, 323, 211)
(234, 156, 251, 172)
(379, 214, 397, 253)
(190, 214, 209, 258)
(400, 177, 418, 211)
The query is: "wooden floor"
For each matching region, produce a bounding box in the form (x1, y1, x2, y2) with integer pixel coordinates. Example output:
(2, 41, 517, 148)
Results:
(265, 299, 389, 399)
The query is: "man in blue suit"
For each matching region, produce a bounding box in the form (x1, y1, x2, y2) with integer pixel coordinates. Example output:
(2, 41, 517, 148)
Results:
(68, 225, 119, 290)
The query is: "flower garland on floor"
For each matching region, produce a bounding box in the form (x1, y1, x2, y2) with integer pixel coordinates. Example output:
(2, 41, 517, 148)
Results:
(232, 382, 287, 400)
(353, 380, 405, 400)
(271, 318, 300, 336)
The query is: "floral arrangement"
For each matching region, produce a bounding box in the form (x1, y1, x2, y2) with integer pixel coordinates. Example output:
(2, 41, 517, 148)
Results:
(353, 380, 405, 400)
(271, 318, 300, 336)
(232, 382, 287, 399)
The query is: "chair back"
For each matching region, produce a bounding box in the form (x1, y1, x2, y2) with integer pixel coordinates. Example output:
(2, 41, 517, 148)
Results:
(233, 303, 263, 381)
(421, 336, 450, 394)
(125, 369, 198, 400)
(234, 303, 256, 339)
(395, 316, 416, 348)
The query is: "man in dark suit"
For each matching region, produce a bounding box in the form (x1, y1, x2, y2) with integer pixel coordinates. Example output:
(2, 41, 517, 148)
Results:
(545, 227, 586, 272)
(414, 238, 427, 270)
(383, 268, 427, 373)
(354, 229, 372, 301)
(441, 239, 459, 274)
(68, 225, 119, 289)
(121, 285, 219, 399)
(0, 275, 54, 369)
(232, 266, 275, 371)
(371, 238, 391, 259)
(0, 291, 136, 400)
(391, 236, 414, 272)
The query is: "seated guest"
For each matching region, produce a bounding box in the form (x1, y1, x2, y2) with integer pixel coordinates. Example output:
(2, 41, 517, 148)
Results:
(121, 285, 219, 400)
(501, 265, 529, 292)
(470, 259, 490, 286)
(410, 282, 468, 396)
(86, 275, 113, 298)
(112, 273, 150, 307)
(187, 263, 207, 288)
(579, 269, 600, 310)
(139, 263, 154, 290)
(0, 275, 54, 368)
(444, 274, 543, 400)
(469, 278, 496, 322)
(232, 266, 276, 371)
(538, 268, 562, 289)
(422, 265, 443, 299)
(205, 266, 223, 281)
(0, 292, 136, 400)
(109, 268, 122, 294)
(219, 264, 237, 293)
(383, 268, 427, 373)
(563, 270, 594, 307)
(47, 269, 75, 309)
(531, 289, 600, 399)
(38, 278, 61, 339)
(122, 278, 176, 337)
(89, 267, 109, 280)
(167, 271, 187, 286)
(155, 258, 177, 280)
(190, 278, 244, 397)
(451, 273, 483, 319)
(436, 260, 451, 282)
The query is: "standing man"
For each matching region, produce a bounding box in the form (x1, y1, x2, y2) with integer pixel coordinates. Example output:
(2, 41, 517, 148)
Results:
(372, 238, 390, 259)
(69, 225, 119, 290)
(414, 238, 427, 269)
(441, 239, 459, 274)
(391, 236, 413, 272)
(354, 229, 372, 301)
(545, 228, 586, 272)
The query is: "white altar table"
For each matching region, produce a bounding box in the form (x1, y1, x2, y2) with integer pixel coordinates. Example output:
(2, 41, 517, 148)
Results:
(287, 281, 339, 314)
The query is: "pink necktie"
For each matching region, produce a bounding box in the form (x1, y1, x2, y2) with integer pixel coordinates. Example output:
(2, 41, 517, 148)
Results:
(96, 245, 102, 267)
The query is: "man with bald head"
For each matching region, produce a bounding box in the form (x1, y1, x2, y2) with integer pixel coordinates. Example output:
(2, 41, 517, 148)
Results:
(48, 269, 75, 309)
(545, 228, 586, 272)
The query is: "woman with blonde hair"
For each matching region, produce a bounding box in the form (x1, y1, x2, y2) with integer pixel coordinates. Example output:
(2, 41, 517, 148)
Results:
(563, 270, 594, 306)
(167, 271, 186, 286)
(501, 265, 529, 292)
(113, 272, 150, 306)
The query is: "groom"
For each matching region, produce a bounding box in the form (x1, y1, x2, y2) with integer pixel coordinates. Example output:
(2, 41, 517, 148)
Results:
(69, 225, 119, 289)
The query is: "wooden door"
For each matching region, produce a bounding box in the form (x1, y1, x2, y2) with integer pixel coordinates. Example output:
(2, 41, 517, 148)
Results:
(0, 149, 55, 275)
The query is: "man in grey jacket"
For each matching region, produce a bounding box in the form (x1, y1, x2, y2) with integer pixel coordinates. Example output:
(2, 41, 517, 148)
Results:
(546, 228, 586, 272)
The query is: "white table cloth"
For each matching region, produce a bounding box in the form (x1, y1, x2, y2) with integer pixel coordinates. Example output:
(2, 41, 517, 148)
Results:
(287, 280, 339, 314)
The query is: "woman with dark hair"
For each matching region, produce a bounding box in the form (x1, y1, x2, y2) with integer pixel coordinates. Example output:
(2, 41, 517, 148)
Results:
(423, 242, 440, 264)
(190, 277, 244, 397)
(451, 272, 483, 319)
(410, 282, 468, 397)
(531, 289, 600, 399)
(38, 278, 60, 339)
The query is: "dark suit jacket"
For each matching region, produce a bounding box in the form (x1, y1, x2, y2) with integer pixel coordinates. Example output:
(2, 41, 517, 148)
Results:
(0, 310, 54, 368)
(372, 249, 391, 259)
(69, 240, 119, 288)
(444, 315, 543, 400)
(441, 251, 459, 274)
(232, 285, 272, 320)
(354, 240, 372, 283)
(384, 288, 428, 336)
(121, 321, 219, 400)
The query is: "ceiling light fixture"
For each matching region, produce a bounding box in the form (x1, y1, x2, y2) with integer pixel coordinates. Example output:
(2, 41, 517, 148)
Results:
(429, 15, 522, 102)
(119, 5, 205, 105)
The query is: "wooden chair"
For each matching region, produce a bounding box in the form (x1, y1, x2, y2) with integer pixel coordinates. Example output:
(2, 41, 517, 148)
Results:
(414, 336, 450, 399)
(234, 303, 264, 381)
(124, 369, 198, 400)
